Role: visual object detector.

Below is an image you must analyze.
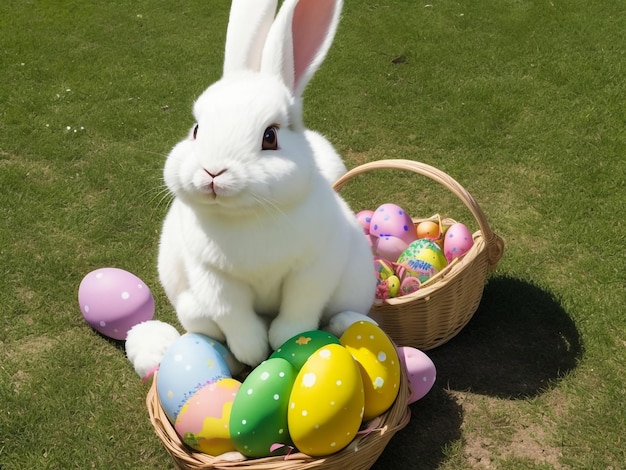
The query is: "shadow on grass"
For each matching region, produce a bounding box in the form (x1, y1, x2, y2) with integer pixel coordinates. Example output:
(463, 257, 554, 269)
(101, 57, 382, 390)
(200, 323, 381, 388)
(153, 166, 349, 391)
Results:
(372, 275, 582, 469)
(373, 387, 463, 470)
(428, 275, 583, 399)
(95, 331, 127, 351)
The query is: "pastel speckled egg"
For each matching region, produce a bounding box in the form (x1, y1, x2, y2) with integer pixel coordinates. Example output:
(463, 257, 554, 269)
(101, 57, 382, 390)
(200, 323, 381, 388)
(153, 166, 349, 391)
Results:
(78, 267, 154, 340)
(443, 222, 474, 263)
(288, 344, 364, 457)
(369, 204, 417, 244)
(174, 378, 241, 455)
(270, 330, 340, 371)
(157, 333, 232, 422)
(229, 358, 297, 457)
(340, 321, 401, 420)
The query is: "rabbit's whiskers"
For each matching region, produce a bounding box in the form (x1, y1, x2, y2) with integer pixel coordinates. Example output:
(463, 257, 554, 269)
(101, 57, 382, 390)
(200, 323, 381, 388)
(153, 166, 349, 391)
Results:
(250, 192, 294, 228)
(151, 185, 174, 211)
(124, 146, 175, 211)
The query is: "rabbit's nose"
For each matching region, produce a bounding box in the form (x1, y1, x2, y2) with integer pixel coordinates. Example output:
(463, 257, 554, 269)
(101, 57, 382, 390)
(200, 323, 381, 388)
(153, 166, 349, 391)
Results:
(204, 168, 227, 178)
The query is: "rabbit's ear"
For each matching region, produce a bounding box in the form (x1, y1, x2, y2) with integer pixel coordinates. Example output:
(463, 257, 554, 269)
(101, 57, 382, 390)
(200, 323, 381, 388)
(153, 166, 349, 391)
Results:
(223, 0, 278, 75)
(261, 0, 342, 98)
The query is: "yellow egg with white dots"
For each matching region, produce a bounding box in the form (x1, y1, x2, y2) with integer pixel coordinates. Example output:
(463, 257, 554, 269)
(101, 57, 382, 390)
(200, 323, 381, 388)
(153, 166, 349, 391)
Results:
(288, 344, 364, 456)
(340, 321, 401, 420)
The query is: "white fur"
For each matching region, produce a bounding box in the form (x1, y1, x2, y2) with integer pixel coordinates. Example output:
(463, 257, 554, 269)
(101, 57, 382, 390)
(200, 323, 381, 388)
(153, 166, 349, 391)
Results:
(125, 321, 180, 378)
(127, 0, 376, 373)
(223, 0, 277, 75)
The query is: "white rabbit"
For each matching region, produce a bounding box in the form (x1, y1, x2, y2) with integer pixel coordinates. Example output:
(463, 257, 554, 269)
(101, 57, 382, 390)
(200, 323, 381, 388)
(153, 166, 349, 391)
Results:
(126, 0, 376, 373)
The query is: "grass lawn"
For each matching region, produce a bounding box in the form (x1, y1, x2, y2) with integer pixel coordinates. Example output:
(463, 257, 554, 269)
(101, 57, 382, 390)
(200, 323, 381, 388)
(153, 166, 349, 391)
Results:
(1, 0, 625, 468)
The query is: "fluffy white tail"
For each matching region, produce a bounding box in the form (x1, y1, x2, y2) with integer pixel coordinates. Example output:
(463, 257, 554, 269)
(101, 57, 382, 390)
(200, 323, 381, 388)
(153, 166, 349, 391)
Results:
(125, 320, 181, 378)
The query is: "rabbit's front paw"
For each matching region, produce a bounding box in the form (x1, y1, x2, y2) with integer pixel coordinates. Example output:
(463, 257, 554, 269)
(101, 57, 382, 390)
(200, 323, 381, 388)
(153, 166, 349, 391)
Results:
(175, 292, 227, 342)
(268, 318, 319, 351)
(226, 320, 271, 367)
(326, 311, 377, 337)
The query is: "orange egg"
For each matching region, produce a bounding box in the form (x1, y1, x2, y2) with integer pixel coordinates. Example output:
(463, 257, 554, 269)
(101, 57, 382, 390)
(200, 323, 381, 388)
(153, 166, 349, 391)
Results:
(416, 220, 440, 240)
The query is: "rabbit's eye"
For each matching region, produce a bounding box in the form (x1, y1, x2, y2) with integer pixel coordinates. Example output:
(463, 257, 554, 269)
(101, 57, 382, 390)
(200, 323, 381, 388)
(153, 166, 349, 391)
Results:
(262, 126, 279, 151)
(192, 124, 199, 140)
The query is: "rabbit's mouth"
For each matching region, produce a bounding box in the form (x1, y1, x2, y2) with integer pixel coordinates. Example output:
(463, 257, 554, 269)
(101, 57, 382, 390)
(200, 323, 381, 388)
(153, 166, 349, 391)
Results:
(200, 183, 218, 199)
(198, 168, 232, 200)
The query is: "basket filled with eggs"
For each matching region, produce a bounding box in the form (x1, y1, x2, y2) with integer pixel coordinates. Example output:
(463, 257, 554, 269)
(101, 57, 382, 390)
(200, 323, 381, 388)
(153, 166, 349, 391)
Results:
(333, 159, 505, 351)
(147, 321, 418, 470)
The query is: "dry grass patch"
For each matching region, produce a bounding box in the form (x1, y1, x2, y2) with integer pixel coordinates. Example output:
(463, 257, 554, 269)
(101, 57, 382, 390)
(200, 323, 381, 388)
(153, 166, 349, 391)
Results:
(455, 391, 564, 469)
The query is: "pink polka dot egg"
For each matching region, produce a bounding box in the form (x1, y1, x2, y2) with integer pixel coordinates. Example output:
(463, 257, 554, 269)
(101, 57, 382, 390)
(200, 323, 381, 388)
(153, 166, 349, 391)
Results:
(78, 267, 155, 340)
(369, 203, 417, 245)
(443, 222, 475, 263)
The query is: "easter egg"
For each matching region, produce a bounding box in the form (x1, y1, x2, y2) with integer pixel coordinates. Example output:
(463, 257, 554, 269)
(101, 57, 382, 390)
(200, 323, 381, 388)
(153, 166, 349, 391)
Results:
(373, 235, 409, 262)
(387, 275, 401, 297)
(229, 358, 297, 457)
(270, 330, 340, 371)
(78, 267, 154, 340)
(157, 333, 232, 422)
(397, 346, 436, 403)
(416, 220, 441, 240)
(174, 378, 241, 455)
(369, 204, 417, 244)
(443, 222, 474, 263)
(288, 344, 364, 456)
(355, 210, 374, 234)
(340, 322, 401, 420)
(397, 259, 437, 283)
(397, 239, 448, 282)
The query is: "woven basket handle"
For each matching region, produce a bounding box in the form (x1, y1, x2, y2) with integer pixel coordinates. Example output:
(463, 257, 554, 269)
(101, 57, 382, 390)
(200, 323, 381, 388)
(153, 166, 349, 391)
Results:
(333, 159, 504, 267)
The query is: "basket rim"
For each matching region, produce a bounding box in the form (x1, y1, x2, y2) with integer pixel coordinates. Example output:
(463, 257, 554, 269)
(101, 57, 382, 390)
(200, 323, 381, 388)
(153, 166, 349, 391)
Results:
(333, 159, 494, 238)
(146, 360, 412, 469)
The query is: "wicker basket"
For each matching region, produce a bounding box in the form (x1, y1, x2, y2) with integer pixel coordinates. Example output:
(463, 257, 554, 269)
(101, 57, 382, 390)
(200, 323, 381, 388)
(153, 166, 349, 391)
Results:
(147, 364, 411, 470)
(333, 159, 505, 351)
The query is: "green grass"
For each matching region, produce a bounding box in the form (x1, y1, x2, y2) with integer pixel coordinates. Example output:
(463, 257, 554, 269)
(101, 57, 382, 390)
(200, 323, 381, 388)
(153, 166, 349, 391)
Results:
(1, 0, 625, 468)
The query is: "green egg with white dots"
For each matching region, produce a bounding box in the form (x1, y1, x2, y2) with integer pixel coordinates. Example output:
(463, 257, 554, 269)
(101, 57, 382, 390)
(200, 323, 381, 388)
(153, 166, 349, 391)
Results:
(229, 357, 297, 457)
(270, 330, 340, 371)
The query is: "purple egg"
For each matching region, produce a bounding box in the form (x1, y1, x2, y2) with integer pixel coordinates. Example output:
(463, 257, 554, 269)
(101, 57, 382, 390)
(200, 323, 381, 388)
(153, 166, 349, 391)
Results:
(78, 267, 155, 340)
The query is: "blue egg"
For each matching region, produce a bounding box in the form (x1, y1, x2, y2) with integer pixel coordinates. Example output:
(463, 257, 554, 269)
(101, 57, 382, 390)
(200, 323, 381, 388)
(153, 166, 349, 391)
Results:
(156, 333, 232, 422)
